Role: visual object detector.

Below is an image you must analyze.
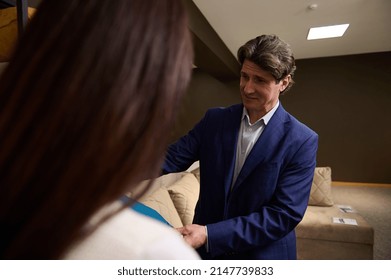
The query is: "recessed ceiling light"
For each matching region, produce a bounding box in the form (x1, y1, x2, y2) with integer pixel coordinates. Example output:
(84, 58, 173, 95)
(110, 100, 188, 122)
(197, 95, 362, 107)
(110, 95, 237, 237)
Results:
(307, 24, 350, 40)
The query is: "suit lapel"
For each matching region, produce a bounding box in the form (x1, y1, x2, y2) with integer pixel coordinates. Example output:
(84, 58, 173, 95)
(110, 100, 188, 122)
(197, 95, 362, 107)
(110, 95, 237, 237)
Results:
(232, 104, 290, 190)
(222, 104, 243, 197)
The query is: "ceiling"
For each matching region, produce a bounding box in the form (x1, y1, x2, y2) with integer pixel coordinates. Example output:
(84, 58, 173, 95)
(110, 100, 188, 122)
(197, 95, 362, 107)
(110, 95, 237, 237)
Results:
(6, 0, 390, 81)
(192, 0, 391, 60)
(8, 0, 391, 60)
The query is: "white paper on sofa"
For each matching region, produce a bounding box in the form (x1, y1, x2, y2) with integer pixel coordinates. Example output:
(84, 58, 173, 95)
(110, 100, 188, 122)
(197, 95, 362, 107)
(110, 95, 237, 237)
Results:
(337, 204, 356, 213)
(332, 217, 358, 225)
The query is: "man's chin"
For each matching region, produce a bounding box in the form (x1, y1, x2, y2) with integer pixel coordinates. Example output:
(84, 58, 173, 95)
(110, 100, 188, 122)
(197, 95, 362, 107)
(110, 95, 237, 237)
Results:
(242, 101, 260, 110)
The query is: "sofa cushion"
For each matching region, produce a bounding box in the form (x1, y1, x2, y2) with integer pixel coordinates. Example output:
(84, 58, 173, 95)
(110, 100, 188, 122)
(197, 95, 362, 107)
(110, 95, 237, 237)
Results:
(138, 186, 183, 228)
(167, 173, 200, 226)
(309, 167, 334, 206)
(297, 205, 374, 245)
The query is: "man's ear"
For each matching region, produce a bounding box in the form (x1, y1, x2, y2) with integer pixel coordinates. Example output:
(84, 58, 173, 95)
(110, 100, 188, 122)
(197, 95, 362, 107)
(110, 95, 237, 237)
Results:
(280, 75, 291, 92)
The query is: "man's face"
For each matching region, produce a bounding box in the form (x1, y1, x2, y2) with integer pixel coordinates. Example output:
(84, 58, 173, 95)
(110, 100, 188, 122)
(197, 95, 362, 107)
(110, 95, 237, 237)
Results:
(240, 59, 290, 117)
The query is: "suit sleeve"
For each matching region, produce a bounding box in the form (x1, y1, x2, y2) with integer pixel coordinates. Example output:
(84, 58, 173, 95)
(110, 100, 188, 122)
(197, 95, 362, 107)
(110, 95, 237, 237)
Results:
(162, 111, 208, 174)
(206, 132, 318, 258)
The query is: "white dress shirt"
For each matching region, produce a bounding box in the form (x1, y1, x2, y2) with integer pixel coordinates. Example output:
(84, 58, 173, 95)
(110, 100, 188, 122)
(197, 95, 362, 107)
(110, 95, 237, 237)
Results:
(231, 101, 280, 187)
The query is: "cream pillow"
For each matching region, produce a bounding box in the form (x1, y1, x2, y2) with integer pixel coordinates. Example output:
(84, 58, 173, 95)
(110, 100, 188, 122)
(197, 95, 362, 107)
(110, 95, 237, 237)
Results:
(308, 167, 334, 206)
(167, 173, 200, 226)
(138, 187, 183, 228)
(129, 172, 187, 198)
(191, 167, 200, 182)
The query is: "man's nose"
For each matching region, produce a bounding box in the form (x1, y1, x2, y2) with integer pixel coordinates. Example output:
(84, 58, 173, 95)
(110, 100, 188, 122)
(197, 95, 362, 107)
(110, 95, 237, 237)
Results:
(243, 80, 255, 94)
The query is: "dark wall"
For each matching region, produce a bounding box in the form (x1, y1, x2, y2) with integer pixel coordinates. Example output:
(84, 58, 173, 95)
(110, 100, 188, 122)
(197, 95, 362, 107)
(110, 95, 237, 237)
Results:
(282, 51, 391, 183)
(171, 68, 240, 141)
(174, 52, 391, 183)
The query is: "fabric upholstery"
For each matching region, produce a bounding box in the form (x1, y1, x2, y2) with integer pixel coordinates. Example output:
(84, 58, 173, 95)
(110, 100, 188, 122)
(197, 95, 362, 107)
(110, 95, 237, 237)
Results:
(296, 238, 373, 260)
(136, 172, 197, 228)
(138, 186, 183, 228)
(136, 167, 374, 259)
(191, 167, 200, 182)
(296, 205, 374, 259)
(167, 173, 200, 226)
(309, 167, 334, 206)
(130, 172, 186, 198)
(297, 205, 373, 244)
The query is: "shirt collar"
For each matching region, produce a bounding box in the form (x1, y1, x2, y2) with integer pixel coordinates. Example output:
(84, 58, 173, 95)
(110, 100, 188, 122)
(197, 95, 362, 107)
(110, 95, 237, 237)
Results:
(242, 100, 280, 126)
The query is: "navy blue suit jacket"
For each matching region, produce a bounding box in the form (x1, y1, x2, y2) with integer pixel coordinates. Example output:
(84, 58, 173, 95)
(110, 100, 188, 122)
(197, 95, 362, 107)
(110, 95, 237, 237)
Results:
(163, 103, 318, 259)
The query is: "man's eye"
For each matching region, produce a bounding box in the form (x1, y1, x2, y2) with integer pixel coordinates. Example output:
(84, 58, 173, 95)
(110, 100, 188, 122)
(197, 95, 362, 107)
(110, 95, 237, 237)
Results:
(254, 77, 263, 83)
(241, 74, 249, 80)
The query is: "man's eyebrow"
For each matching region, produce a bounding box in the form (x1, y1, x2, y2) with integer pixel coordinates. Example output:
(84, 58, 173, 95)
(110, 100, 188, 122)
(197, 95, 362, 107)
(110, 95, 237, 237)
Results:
(254, 75, 265, 80)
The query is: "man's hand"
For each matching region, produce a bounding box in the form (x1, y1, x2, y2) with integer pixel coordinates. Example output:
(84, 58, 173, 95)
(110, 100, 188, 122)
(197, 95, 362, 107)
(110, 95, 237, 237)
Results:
(177, 224, 207, 249)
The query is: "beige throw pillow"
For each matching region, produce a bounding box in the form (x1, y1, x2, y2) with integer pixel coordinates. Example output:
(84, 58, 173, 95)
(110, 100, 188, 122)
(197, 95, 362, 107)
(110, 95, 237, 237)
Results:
(167, 173, 200, 226)
(138, 187, 183, 228)
(191, 167, 200, 182)
(308, 167, 334, 206)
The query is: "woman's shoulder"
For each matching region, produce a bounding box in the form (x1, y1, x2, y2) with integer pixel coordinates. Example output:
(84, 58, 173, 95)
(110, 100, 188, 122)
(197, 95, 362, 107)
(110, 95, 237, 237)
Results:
(64, 207, 199, 260)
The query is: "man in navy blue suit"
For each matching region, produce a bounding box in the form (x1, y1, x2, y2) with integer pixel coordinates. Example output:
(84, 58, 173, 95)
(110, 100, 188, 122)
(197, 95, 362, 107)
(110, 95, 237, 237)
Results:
(163, 35, 318, 259)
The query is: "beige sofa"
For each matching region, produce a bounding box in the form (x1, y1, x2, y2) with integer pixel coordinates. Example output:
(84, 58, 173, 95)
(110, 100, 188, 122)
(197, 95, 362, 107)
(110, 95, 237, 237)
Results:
(135, 167, 374, 259)
(296, 167, 374, 259)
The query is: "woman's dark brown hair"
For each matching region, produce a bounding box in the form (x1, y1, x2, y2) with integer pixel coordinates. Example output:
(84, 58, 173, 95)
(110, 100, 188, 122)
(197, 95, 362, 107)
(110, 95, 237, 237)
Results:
(0, 0, 193, 259)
